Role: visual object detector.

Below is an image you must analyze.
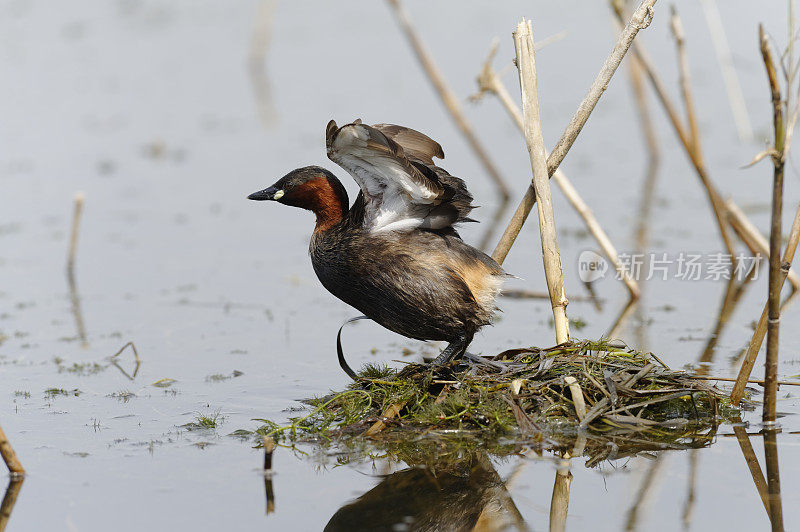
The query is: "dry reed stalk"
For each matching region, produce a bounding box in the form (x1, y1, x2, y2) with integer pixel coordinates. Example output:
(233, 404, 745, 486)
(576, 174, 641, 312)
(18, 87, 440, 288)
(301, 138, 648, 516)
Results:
(67, 192, 84, 275)
(760, 26, 785, 426)
(730, 130, 800, 404)
(513, 19, 570, 343)
(492, 0, 658, 263)
(725, 200, 800, 290)
(763, 429, 784, 531)
(670, 9, 701, 155)
(691, 375, 800, 386)
(385, 0, 510, 200)
(476, 51, 640, 299)
(699, 0, 754, 142)
(612, 4, 740, 259)
(0, 425, 24, 476)
(248, 0, 278, 127)
(667, 7, 737, 258)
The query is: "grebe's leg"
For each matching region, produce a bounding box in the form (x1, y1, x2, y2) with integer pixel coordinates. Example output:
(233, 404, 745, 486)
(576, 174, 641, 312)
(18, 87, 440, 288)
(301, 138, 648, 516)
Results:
(432, 332, 474, 365)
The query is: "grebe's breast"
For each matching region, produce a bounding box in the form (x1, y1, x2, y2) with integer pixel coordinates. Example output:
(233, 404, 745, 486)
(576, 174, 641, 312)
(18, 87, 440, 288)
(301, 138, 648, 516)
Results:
(309, 227, 505, 341)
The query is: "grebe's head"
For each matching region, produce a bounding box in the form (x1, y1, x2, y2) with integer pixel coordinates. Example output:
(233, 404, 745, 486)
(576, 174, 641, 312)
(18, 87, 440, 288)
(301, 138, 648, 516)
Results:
(248, 166, 349, 230)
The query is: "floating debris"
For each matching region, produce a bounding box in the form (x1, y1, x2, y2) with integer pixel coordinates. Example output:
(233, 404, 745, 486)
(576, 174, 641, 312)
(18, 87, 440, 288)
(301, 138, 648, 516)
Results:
(152, 378, 177, 388)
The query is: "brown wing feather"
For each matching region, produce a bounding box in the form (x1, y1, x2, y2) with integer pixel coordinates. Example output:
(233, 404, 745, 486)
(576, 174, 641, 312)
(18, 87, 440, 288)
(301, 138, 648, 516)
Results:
(326, 119, 476, 232)
(371, 123, 444, 165)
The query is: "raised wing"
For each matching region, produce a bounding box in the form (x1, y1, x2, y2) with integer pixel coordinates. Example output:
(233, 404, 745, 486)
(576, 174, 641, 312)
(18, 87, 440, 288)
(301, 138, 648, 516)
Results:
(326, 119, 474, 233)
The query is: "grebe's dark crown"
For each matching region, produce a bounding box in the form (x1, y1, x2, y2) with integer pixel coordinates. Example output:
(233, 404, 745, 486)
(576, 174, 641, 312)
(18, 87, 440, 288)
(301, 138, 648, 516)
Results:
(247, 166, 348, 210)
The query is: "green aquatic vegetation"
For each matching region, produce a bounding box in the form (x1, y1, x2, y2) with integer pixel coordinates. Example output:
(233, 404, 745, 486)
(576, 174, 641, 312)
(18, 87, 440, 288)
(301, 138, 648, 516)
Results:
(184, 411, 224, 431)
(44, 387, 82, 398)
(13, 391, 30, 398)
(205, 370, 244, 383)
(108, 390, 136, 402)
(58, 361, 106, 376)
(243, 340, 741, 449)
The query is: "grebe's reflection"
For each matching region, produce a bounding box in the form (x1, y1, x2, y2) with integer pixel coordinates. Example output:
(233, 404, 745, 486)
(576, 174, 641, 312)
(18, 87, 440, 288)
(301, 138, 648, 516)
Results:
(325, 452, 528, 532)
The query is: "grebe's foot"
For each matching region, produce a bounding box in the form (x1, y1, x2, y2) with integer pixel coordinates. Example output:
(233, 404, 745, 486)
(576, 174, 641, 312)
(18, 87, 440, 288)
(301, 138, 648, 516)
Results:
(431, 333, 473, 365)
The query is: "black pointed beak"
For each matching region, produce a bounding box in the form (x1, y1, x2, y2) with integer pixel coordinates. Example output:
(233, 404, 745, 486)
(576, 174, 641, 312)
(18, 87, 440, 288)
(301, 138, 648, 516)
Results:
(248, 186, 282, 201)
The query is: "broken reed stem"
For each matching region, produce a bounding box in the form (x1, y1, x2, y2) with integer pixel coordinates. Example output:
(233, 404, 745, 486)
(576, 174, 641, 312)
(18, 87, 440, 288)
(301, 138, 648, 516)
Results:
(364, 402, 405, 437)
(690, 375, 800, 387)
(385, 0, 510, 200)
(263, 435, 275, 471)
(670, 8, 701, 157)
(563, 376, 587, 420)
(725, 200, 800, 290)
(477, 51, 640, 299)
(492, 0, 658, 264)
(0, 424, 24, 476)
(761, 25, 785, 426)
(514, 19, 570, 344)
(67, 192, 85, 275)
(612, 3, 738, 260)
(110, 341, 141, 364)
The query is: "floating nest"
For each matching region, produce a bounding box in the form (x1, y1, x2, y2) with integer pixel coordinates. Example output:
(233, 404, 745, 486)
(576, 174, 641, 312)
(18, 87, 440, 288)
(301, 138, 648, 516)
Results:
(243, 340, 742, 461)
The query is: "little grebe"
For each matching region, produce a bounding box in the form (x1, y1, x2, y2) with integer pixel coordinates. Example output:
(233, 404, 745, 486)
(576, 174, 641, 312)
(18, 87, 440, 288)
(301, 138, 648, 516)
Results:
(248, 120, 506, 364)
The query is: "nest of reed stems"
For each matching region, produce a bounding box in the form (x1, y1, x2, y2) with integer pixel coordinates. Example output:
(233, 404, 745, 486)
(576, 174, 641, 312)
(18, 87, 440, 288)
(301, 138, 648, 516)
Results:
(243, 340, 741, 461)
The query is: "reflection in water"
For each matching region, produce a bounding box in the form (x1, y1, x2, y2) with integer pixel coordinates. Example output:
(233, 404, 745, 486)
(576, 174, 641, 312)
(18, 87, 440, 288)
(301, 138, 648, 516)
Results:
(309, 425, 724, 531)
(605, 297, 638, 341)
(763, 430, 783, 531)
(549, 453, 572, 532)
(264, 473, 275, 515)
(67, 268, 88, 348)
(733, 424, 770, 515)
(0, 477, 23, 532)
(698, 268, 757, 369)
(623, 455, 665, 531)
(732, 423, 784, 530)
(681, 449, 699, 529)
(324, 453, 528, 532)
(108, 341, 142, 381)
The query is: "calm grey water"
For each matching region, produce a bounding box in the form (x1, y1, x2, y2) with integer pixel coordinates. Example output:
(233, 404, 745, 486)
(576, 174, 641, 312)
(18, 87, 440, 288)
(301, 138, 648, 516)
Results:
(1, 1, 798, 530)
